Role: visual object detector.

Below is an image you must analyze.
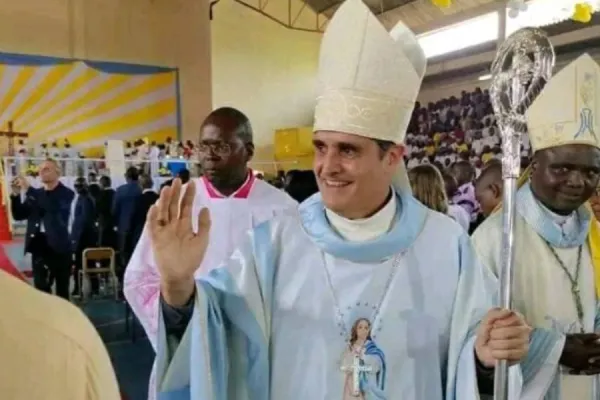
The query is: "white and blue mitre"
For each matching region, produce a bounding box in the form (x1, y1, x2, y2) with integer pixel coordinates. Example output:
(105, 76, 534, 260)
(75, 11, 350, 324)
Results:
(526, 53, 600, 152)
(312, 0, 426, 193)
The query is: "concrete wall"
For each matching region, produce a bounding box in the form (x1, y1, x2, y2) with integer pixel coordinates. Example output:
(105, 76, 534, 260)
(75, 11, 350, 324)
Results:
(0, 0, 212, 142)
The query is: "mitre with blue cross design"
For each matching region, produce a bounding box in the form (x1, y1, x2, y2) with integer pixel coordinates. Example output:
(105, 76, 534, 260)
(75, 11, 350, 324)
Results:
(313, 0, 426, 144)
(526, 53, 600, 151)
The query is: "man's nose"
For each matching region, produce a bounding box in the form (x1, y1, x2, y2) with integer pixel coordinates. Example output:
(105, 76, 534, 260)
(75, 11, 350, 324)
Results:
(319, 151, 342, 175)
(566, 171, 585, 188)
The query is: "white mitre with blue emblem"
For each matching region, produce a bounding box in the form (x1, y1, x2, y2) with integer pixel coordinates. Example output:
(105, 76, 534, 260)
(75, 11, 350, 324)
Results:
(526, 53, 600, 151)
(313, 0, 426, 191)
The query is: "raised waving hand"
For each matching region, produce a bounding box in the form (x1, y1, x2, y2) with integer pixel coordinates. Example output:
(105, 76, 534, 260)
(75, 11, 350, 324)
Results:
(147, 178, 210, 305)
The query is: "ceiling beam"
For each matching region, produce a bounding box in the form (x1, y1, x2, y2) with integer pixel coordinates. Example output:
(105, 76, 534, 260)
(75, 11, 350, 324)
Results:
(316, 1, 342, 14)
(379, 0, 504, 35)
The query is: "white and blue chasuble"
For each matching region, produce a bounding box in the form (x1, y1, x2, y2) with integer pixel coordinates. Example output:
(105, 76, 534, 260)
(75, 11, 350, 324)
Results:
(155, 190, 550, 400)
(473, 182, 600, 400)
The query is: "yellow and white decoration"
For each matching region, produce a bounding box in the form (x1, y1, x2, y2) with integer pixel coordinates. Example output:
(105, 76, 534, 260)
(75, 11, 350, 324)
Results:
(430, 0, 596, 23)
(0, 53, 179, 155)
(573, 2, 594, 22)
(525, 53, 600, 151)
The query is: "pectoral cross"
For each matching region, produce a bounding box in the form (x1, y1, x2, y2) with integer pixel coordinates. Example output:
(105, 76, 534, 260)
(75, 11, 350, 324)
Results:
(341, 354, 372, 396)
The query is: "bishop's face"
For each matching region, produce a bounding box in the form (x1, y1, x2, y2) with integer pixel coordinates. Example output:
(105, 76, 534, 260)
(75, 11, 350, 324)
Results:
(312, 131, 403, 219)
(530, 144, 600, 215)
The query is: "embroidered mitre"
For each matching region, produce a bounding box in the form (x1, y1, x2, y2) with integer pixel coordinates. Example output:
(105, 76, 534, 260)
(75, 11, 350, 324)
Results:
(526, 53, 600, 151)
(313, 0, 426, 144)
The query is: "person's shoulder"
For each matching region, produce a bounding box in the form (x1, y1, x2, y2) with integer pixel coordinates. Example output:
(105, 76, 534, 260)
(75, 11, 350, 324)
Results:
(421, 206, 466, 240)
(472, 210, 503, 242)
(252, 179, 298, 208)
(248, 193, 305, 240)
(131, 182, 143, 193)
(58, 182, 75, 196)
(0, 271, 106, 359)
(447, 204, 470, 230)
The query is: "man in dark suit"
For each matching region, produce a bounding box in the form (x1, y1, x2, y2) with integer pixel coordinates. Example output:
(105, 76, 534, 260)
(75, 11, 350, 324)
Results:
(87, 172, 101, 204)
(96, 175, 116, 249)
(130, 174, 158, 251)
(112, 167, 142, 283)
(10, 159, 74, 299)
(69, 177, 98, 296)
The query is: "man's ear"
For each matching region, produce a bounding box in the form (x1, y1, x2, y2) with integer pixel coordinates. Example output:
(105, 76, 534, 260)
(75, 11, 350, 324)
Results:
(387, 144, 405, 166)
(491, 183, 502, 199)
(529, 157, 538, 173)
(245, 142, 255, 162)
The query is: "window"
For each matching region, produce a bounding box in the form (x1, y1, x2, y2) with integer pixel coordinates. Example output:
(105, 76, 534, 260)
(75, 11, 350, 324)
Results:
(505, 0, 600, 36)
(418, 12, 499, 58)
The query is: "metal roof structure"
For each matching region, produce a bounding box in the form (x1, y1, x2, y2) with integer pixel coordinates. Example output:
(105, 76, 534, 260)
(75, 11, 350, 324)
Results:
(228, 0, 500, 34)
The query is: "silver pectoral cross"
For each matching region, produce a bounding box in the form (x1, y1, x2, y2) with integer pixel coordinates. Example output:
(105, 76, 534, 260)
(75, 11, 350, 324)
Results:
(341, 354, 372, 396)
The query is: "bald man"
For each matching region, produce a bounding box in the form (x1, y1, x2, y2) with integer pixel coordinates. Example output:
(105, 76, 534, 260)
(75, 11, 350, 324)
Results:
(474, 161, 503, 218)
(124, 107, 297, 397)
(10, 159, 74, 299)
(0, 269, 120, 399)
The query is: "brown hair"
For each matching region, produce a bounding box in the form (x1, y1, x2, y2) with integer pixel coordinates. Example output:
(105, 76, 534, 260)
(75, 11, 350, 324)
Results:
(349, 318, 371, 348)
(408, 164, 449, 214)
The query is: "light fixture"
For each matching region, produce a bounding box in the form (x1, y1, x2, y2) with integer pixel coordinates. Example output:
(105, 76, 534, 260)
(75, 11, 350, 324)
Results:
(478, 74, 492, 81)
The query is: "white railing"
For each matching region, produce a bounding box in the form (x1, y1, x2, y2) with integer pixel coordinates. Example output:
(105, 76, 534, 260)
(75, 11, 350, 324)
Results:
(3, 156, 297, 185)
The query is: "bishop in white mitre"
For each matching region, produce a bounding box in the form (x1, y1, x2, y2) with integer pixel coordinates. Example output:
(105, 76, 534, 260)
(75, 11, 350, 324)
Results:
(147, 1, 551, 399)
(473, 53, 600, 399)
(124, 107, 297, 398)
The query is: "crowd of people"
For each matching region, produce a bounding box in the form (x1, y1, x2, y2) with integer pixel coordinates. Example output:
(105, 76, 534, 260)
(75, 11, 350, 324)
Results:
(8, 137, 201, 179)
(404, 87, 532, 172)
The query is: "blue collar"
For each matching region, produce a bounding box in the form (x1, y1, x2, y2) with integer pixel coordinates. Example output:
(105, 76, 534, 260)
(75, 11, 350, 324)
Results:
(298, 190, 428, 263)
(516, 182, 591, 248)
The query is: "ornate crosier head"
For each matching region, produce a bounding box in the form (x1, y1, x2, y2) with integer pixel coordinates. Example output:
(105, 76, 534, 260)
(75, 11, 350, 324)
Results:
(490, 28, 555, 178)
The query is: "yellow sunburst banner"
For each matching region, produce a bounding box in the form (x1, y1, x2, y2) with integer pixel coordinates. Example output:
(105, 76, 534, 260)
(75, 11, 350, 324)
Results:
(0, 52, 180, 156)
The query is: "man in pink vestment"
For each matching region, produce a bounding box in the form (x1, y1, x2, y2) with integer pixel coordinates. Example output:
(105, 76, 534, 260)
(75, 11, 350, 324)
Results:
(124, 107, 297, 398)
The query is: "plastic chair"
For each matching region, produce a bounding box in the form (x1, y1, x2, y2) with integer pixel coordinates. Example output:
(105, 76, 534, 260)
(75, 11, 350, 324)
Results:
(78, 247, 118, 301)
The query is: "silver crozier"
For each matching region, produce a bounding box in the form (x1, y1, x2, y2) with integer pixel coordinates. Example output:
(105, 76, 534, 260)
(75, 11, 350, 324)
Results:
(489, 27, 554, 400)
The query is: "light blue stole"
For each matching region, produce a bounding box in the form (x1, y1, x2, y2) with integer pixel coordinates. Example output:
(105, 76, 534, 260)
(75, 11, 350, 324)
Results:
(516, 182, 591, 248)
(298, 189, 428, 263)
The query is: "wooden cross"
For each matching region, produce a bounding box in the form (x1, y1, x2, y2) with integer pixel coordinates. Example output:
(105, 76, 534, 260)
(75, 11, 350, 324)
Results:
(340, 354, 372, 396)
(0, 121, 28, 156)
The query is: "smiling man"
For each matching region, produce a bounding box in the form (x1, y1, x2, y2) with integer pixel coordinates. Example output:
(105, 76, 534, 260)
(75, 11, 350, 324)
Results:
(141, 1, 559, 399)
(473, 54, 600, 399)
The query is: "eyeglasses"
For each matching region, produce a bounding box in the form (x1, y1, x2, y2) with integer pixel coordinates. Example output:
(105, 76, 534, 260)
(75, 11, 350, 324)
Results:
(198, 142, 233, 156)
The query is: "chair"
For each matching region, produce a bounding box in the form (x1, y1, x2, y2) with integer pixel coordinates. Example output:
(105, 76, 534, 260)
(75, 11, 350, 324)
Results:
(78, 247, 118, 301)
